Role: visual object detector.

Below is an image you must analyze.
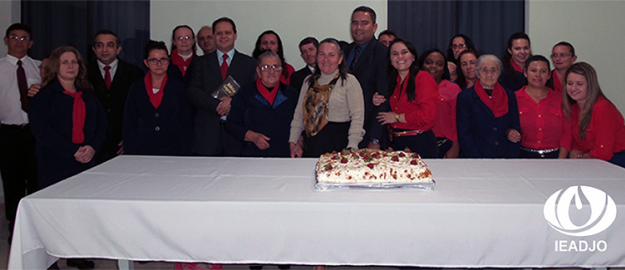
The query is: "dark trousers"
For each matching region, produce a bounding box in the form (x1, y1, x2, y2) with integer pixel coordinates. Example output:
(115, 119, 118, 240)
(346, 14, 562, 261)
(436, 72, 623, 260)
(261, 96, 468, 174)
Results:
(215, 122, 242, 156)
(304, 122, 350, 157)
(391, 129, 439, 158)
(437, 137, 453, 158)
(0, 124, 38, 229)
(609, 150, 625, 168)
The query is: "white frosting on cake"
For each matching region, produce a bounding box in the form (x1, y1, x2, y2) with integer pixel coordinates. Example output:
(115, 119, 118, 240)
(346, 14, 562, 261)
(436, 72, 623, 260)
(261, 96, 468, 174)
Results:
(316, 149, 433, 184)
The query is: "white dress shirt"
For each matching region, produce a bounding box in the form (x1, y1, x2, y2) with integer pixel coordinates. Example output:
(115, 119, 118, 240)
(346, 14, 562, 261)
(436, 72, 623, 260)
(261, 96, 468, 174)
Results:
(97, 58, 119, 82)
(0, 54, 41, 125)
(216, 49, 235, 67)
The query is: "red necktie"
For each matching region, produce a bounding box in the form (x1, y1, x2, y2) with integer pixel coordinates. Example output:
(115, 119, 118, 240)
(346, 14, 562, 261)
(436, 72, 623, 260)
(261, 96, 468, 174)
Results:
(17, 60, 29, 112)
(221, 54, 229, 80)
(104, 65, 112, 89)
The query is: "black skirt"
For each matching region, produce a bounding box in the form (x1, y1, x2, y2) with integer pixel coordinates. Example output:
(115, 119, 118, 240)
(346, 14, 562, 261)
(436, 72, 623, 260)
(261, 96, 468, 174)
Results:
(390, 129, 438, 158)
(303, 122, 350, 157)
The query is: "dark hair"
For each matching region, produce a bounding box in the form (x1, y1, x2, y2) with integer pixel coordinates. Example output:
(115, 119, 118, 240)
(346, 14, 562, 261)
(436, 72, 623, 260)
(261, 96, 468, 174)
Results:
(455, 50, 481, 90)
(387, 38, 419, 102)
(93, 30, 120, 48)
(144, 40, 169, 60)
(212, 17, 237, 34)
(523, 54, 551, 72)
(553, 41, 575, 57)
(307, 38, 349, 87)
(353, 6, 377, 24)
(378, 30, 396, 40)
(563, 62, 606, 140)
(502, 32, 531, 79)
(170, 25, 196, 54)
(299, 37, 319, 50)
(252, 30, 288, 77)
(418, 48, 450, 82)
(43, 46, 92, 91)
(446, 34, 475, 61)
(5, 23, 32, 38)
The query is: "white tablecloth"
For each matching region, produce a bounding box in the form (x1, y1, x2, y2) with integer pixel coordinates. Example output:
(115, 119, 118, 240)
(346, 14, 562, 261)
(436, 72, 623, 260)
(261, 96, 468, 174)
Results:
(8, 156, 625, 269)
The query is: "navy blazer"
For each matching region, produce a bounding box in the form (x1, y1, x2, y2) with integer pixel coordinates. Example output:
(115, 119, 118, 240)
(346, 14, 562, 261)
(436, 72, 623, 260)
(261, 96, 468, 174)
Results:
(123, 76, 193, 156)
(167, 54, 199, 88)
(226, 81, 298, 157)
(498, 65, 526, 92)
(344, 38, 389, 148)
(187, 50, 256, 155)
(29, 79, 107, 188)
(456, 84, 521, 158)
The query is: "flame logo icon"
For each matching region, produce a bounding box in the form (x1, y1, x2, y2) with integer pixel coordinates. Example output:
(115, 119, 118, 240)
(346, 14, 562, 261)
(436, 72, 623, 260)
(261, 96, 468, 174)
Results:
(544, 186, 617, 237)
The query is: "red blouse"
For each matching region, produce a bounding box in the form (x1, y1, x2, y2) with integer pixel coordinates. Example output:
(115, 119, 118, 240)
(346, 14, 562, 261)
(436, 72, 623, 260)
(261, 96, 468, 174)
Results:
(563, 96, 625, 161)
(280, 63, 296, 85)
(389, 71, 439, 131)
(432, 80, 461, 141)
(516, 86, 566, 150)
(551, 70, 563, 93)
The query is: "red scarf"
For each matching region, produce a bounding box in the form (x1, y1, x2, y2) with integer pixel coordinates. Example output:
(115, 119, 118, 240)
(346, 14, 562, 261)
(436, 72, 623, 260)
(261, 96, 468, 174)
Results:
(552, 70, 563, 92)
(510, 59, 524, 73)
(63, 91, 86, 144)
(256, 78, 280, 106)
(144, 72, 167, 109)
(170, 48, 193, 76)
(474, 80, 509, 118)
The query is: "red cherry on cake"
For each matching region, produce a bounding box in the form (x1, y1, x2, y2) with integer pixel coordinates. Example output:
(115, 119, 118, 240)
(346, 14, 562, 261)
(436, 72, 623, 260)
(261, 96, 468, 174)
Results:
(392, 156, 399, 162)
(410, 160, 418, 165)
(367, 163, 374, 169)
(341, 158, 348, 163)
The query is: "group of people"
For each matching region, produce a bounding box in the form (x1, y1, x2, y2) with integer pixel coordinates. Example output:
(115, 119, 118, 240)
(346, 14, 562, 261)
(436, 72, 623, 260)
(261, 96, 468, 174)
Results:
(1, 5, 625, 270)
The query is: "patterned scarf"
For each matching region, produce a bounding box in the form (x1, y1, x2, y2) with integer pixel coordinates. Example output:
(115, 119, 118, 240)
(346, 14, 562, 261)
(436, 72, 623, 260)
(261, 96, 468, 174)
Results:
(303, 73, 340, 137)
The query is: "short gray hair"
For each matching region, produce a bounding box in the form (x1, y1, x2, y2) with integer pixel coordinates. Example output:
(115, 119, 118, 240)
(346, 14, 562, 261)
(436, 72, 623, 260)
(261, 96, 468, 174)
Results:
(257, 50, 281, 67)
(475, 54, 503, 77)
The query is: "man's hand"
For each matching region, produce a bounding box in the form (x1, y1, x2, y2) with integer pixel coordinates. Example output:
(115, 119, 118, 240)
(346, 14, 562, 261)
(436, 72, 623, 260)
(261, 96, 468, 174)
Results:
(74, 145, 96, 164)
(216, 96, 232, 116)
(27, 83, 42, 97)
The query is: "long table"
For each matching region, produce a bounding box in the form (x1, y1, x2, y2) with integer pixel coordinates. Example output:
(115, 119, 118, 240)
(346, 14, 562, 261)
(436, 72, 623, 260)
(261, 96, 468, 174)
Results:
(8, 156, 625, 269)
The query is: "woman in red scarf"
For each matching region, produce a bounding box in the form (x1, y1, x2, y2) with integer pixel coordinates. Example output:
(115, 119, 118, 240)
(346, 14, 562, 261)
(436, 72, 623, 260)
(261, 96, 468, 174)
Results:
(167, 25, 198, 87)
(498, 32, 531, 91)
(456, 54, 521, 158)
(252, 30, 296, 85)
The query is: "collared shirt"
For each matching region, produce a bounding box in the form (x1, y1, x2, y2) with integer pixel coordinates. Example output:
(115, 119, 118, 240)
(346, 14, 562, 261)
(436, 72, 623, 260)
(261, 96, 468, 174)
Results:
(97, 58, 119, 82)
(217, 49, 235, 67)
(389, 71, 439, 131)
(0, 54, 41, 125)
(307, 65, 315, 73)
(346, 39, 372, 69)
(516, 86, 565, 150)
(432, 80, 462, 141)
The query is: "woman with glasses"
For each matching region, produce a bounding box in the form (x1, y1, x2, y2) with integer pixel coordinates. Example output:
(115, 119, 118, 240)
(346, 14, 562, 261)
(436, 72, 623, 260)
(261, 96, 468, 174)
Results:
(226, 51, 299, 157)
(289, 38, 365, 157)
(123, 41, 193, 156)
(252, 30, 296, 85)
(499, 32, 531, 91)
(446, 34, 475, 62)
(167, 25, 198, 87)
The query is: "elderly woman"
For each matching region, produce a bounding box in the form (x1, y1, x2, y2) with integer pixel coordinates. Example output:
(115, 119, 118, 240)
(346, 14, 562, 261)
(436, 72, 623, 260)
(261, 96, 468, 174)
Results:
(226, 51, 298, 157)
(252, 30, 296, 85)
(508, 55, 566, 158)
(123, 41, 193, 156)
(499, 32, 531, 91)
(456, 50, 480, 90)
(289, 38, 364, 157)
(456, 54, 521, 158)
(377, 39, 439, 158)
(167, 25, 198, 87)
(561, 62, 625, 167)
(419, 49, 462, 158)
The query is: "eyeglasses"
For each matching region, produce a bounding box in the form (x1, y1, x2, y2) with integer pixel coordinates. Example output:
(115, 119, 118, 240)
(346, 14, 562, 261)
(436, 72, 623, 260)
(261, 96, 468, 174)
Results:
(260, 65, 282, 72)
(551, 53, 572, 59)
(8, 35, 30, 42)
(450, 44, 466, 50)
(147, 58, 169, 65)
(176, 36, 192, 41)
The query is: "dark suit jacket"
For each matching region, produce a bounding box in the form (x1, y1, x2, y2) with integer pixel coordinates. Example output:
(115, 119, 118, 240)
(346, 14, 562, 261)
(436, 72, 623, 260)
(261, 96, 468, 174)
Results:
(123, 76, 193, 156)
(290, 66, 313, 92)
(187, 50, 256, 155)
(226, 81, 298, 157)
(87, 59, 144, 164)
(498, 65, 526, 92)
(167, 54, 199, 88)
(456, 84, 521, 158)
(344, 38, 389, 148)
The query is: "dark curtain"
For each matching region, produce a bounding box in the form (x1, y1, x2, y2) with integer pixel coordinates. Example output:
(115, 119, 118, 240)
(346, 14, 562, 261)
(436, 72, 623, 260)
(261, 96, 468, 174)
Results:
(388, 0, 524, 60)
(22, 0, 149, 68)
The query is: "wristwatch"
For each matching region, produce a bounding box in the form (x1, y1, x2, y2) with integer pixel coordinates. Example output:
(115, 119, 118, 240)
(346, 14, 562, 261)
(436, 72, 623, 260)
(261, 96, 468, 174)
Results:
(395, 113, 400, 122)
(371, 138, 380, 145)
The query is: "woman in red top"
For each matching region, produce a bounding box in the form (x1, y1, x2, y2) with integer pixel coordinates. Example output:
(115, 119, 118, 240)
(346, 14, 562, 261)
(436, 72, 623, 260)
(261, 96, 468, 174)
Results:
(562, 62, 625, 167)
(509, 55, 566, 158)
(418, 49, 462, 158)
(377, 39, 439, 158)
(252, 30, 296, 85)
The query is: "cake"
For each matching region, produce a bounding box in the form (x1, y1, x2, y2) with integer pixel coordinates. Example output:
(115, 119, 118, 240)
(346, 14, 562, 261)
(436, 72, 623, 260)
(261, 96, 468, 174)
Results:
(315, 149, 434, 185)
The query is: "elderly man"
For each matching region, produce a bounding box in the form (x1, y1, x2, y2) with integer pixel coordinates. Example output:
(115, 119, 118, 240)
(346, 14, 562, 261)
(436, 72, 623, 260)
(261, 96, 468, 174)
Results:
(290, 37, 318, 91)
(197, 25, 216, 55)
(344, 6, 389, 150)
(547, 41, 577, 92)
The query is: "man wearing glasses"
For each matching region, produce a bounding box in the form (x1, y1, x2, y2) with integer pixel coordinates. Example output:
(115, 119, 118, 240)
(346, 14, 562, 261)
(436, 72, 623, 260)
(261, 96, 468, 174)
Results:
(87, 30, 144, 164)
(0, 23, 40, 245)
(547, 41, 577, 93)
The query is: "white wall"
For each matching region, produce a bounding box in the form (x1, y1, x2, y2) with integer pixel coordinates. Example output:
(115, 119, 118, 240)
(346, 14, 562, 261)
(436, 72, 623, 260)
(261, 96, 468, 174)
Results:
(150, 0, 387, 70)
(528, 0, 625, 112)
(0, 0, 21, 57)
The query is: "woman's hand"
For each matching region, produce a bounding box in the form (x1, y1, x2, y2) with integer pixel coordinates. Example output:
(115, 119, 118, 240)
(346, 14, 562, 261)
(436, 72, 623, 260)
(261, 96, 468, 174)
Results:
(444, 141, 460, 158)
(569, 149, 591, 159)
(372, 92, 386, 106)
(290, 141, 303, 158)
(506, 129, 521, 143)
(377, 112, 399, 125)
(74, 145, 96, 164)
(27, 83, 42, 97)
(245, 130, 270, 150)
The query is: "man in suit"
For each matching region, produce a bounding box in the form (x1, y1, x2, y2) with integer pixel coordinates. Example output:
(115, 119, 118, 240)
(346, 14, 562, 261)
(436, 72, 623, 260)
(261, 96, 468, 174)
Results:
(290, 37, 318, 92)
(344, 6, 389, 149)
(187, 17, 256, 156)
(87, 30, 144, 164)
(197, 26, 216, 55)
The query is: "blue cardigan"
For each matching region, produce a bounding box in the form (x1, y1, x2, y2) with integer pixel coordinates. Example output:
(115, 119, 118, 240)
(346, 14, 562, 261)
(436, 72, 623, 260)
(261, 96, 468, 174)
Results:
(456, 84, 521, 158)
(226, 81, 299, 157)
(123, 76, 193, 156)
